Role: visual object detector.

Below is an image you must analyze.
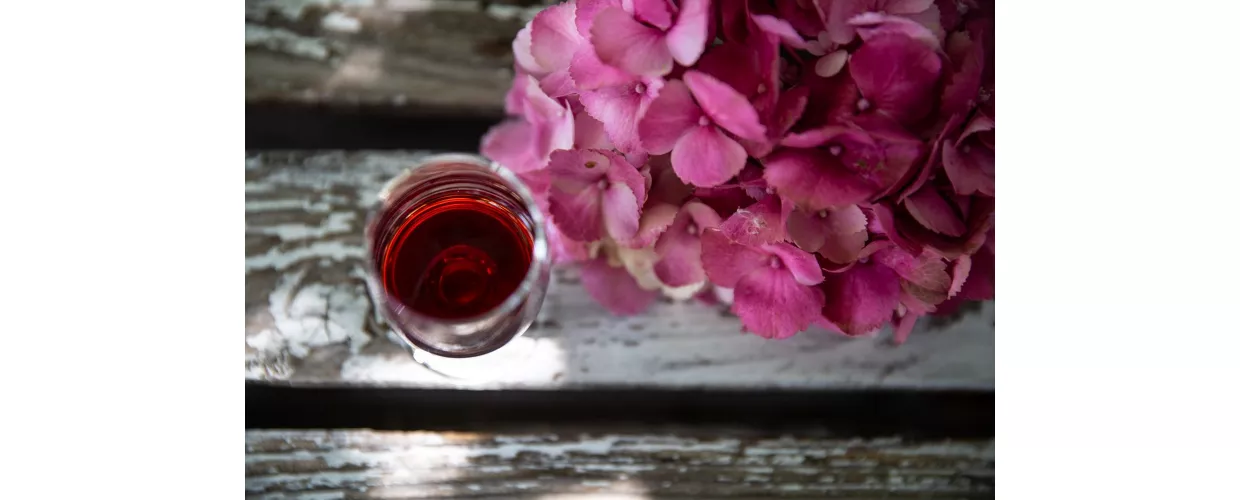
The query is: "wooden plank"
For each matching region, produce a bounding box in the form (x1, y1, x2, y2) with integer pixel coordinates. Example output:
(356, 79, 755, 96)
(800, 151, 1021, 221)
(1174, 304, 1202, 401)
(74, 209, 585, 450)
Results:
(245, 0, 554, 115)
(245, 151, 995, 389)
(246, 430, 995, 498)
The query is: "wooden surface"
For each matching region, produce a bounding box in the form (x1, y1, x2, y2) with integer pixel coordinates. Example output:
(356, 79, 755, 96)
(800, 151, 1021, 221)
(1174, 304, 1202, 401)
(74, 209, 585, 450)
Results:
(246, 429, 994, 498)
(245, 0, 553, 115)
(245, 151, 995, 389)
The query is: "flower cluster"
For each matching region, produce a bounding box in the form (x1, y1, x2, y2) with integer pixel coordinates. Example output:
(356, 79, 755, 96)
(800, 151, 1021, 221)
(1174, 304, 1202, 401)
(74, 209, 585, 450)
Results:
(482, 0, 994, 342)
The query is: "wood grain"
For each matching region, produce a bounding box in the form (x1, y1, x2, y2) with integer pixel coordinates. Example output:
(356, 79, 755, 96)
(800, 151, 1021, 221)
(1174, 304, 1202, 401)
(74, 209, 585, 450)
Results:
(245, 0, 554, 115)
(244, 151, 995, 389)
(246, 429, 995, 498)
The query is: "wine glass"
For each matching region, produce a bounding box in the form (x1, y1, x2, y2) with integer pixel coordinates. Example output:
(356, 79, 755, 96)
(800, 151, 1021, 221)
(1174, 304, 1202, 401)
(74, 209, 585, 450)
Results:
(364, 154, 550, 378)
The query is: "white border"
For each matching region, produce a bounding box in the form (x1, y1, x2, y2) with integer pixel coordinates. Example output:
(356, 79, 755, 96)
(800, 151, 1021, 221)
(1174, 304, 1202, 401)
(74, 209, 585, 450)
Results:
(3, 2, 234, 498)
(1004, 1, 1240, 498)
(3, 1, 1240, 498)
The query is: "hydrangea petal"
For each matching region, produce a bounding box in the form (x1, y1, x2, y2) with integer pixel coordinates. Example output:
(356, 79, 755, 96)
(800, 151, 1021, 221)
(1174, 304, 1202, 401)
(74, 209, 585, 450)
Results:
(904, 184, 966, 236)
(782, 125, 874, 150)
(569, 45, 637, 91)
(602, 150, 649, 204)
(531, 3, 584, 71)
(874, 246, 950, 296)
(547, 219, 591, 264)
(580, 255, 658, 315)
(579, 79, 661, 155)
(814, 49, 850, 78)
(772, 85, 810, 139)
(671, 124, 748, 187)
(637, 79, 702, 154)
(591, 7, 674, 77)
(885, 0, 934, 15)
(819, 259, 901, 335)
(683, 70, 767, 142)
(512, 24, 546, 75)
(948, 254, 971, 299)
(576, 0, 621, 38)
(602, 183, 642, 240)
(549, 182, 604, 241)
(481, 120, 541, 173)
(849, 33, 942, 125)
(867, 203, 922, 254)
(895, 194, 993, 258)
(665, 0, 711, 66)
(547, 148, 610, 185)
(942, 124, 996, 196)
(648, 155, 694, 204)
(733, 266, 826, 339)
(539, 69, 577, 98)
(941, 30, 985, 117)
(654, 204, 717, 287)
(694, 184, 755, 219)
(763, 148, 877, 211)
(807, 205, 869, 264)
(719, 195, 787, 247)
(632, 0, 675, 30)
(891, 311, 920, 344)
(776, 0, 827, 37)
(753, 14, 808, 49)
(574, 110, 613, 149)
(764, 242, 826, 286)
(700, 228, 767, 288)
(695, 43, 762, 97)
(849, 11, 940, 49)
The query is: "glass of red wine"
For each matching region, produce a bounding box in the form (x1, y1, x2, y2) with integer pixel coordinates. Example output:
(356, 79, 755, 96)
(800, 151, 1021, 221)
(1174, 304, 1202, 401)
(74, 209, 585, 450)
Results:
(365, 154, 549, 372)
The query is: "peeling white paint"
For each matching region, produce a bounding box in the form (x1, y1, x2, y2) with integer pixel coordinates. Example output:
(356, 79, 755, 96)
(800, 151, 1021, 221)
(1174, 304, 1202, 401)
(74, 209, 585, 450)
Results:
(245, 198, 334, 213)
(245, 24, 333, 61)
(321, 11, 362, 33)
(247, 0, 375, 22)
(246, 268, 371, 358)
(251, 211, 356, 241)
(245, 240, 365, 271)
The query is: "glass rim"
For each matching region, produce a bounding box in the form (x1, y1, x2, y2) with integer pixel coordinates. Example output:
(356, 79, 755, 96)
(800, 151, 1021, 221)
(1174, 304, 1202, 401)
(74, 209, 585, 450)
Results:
(365, 153, 549, 355)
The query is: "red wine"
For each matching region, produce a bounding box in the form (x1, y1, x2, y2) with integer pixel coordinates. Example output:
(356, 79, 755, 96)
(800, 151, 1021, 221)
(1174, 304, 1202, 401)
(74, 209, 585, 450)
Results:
(379, 196, 533, 320)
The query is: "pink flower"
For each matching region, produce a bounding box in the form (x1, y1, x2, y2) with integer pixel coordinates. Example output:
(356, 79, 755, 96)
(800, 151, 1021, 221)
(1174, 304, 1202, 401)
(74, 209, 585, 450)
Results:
(941, 108, 994, 196)
(933, 229, 994, 316)
(483, 0, 996, 335)
(694, 38, 802, 158)
(580, 254, 659, 315)
(717, 194, 791, 247)
(786, 203, 869, 267)
(653, 201, 723, 287)
(481, 75, 575, 173)
(547, 148, 649, 242)
(637, 71, 768, 187)
(870, 179, 994, 259)
(511, 0, 671, 157)
(848, 29, 943, 126)
(772, 0, 829, 38)
(825, 0, 941, 45)
(818, 240, 954, 336)
(589, 0, 712, 78)
(515, 2, 585, 97)
(700, 228, 825, 339)
(578, 77, 664, 157)
(763, 115, 923, 211)
(940, 23, 988, 118)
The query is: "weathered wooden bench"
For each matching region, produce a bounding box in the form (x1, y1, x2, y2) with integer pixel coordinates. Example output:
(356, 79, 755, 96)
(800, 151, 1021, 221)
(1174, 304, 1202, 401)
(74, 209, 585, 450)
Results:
(245, 1, 995, 497)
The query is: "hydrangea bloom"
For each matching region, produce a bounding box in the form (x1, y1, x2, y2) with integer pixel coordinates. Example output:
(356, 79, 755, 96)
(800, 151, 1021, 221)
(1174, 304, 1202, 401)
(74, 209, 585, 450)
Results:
(483, 0, 995, 342)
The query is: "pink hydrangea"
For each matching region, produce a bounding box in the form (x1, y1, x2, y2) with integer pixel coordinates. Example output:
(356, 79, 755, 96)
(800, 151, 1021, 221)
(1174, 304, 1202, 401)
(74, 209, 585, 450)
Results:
(482, 0, 996, 342)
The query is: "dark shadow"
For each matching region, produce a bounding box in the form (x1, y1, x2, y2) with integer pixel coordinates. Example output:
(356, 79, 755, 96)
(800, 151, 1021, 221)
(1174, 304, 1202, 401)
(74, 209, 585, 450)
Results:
(246, 382, 994, 440)
(246, 101, 503, 150)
